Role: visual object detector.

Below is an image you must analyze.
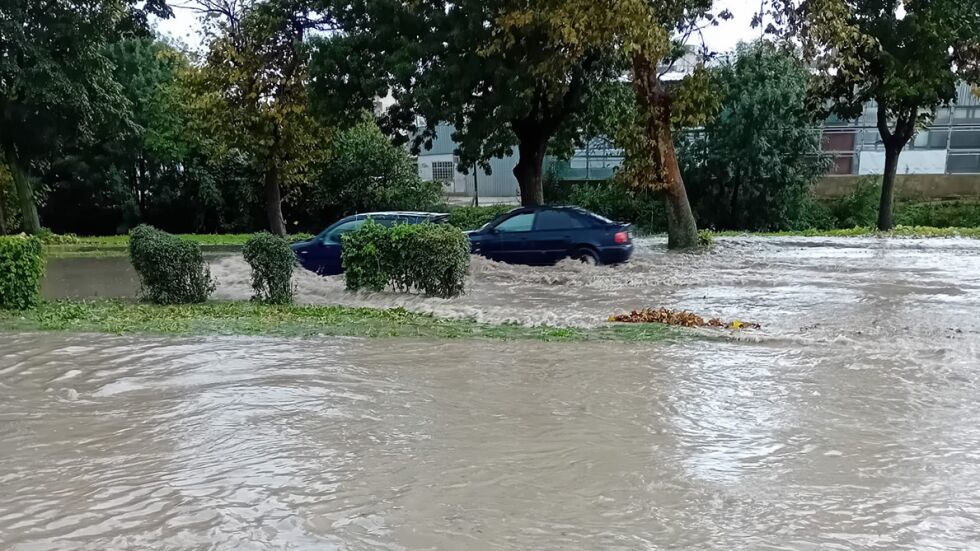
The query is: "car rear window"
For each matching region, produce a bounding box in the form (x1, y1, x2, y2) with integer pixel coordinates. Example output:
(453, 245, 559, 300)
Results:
(535, 209, 587, 230)
(571, 208, 613, 225)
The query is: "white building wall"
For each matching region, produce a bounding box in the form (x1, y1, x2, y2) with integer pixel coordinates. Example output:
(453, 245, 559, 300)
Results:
(417, 154, 465, 193)
(858, 150, 948, 175)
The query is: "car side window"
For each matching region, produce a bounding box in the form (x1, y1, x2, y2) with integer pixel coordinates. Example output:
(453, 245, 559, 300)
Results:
(326, 219, 365, 242)
(535, 210, 585, 230)
(494, 213, 536, 233)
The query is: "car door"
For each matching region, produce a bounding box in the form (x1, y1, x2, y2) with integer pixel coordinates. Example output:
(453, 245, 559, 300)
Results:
(532, 209, 587, 264)
(303, 217, 365, 275)
(483, 212, 537, 264)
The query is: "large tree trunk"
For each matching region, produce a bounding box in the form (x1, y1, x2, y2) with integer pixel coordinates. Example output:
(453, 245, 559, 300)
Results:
(3, 151, 41, 235)
(264, 167, 287, 236)
(512, 127, 548, 206)
(877, 144, 901, 231)
(632, 55, 699, 249)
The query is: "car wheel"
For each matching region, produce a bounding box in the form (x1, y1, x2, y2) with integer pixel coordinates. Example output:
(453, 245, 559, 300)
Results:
(575, 247, 601, 266)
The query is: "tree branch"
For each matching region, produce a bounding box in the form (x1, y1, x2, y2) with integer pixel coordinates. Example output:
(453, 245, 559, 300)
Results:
(876, 103, 893, 142)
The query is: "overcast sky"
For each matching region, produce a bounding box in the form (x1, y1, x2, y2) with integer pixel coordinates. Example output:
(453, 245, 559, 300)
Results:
(153, 0, 763, 54)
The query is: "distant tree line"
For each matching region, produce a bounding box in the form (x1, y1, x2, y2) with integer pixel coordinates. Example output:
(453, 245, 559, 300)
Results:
(1, 0, 977, 245)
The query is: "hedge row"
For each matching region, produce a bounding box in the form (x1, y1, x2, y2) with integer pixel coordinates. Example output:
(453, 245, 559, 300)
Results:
(342, 221, 469, 298)
(0, 235, 46, 310)
(129, 225, 215, 304)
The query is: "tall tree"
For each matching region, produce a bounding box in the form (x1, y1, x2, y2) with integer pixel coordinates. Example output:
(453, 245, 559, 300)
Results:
(767, 0, 980, 230)
(495, 0, 730, 248)
(189, 0, 329, 235)
(680, 41, 829, 230)
(310, 0, 620, 206)
(0, 0, 170, 234)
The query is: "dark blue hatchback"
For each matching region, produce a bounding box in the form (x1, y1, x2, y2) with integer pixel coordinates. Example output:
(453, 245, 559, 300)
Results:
(468, 206, 633, 266)
(292, 211, 448, 275)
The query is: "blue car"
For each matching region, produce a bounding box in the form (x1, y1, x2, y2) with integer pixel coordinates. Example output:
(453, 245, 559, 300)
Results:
(468, 206, 633, 266)
(292, 211, 448, 275)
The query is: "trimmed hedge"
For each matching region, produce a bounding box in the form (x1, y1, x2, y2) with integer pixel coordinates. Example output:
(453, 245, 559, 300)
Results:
(0, 235, 46, 310)
(129, 225, 214, 304)
(446, 205, 515, 231)
(342, 221, 470, 298)
(243, 232, 295, 304)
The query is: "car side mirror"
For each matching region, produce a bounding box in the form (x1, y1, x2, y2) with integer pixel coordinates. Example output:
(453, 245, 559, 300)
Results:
(488, 227, 499, 235)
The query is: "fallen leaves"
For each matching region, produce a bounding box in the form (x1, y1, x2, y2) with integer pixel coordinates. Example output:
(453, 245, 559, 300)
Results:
(608, 308, 761, 330)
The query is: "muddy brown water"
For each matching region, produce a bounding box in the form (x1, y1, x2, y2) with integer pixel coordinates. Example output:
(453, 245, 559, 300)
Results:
(9, 236, 980, 549)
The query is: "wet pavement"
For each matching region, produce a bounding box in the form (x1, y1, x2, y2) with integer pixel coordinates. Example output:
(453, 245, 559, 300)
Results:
(10, 236, 980, 549)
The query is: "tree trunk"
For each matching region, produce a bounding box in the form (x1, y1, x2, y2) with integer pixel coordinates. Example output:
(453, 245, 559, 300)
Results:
(512, 127, 548, 206)
(877, 144, 901, 231)
(264, 167, 287, 236)
(631, 54, 699, 249)
(3, 151, 41, 235)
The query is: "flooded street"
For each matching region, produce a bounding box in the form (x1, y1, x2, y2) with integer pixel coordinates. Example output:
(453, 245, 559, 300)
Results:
(11, 236, 980, 548)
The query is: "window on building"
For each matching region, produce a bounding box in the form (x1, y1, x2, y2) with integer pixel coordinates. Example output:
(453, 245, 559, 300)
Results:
(432, 161, 455, 182)
(949, 129, 980, 150)
(829, 155, 855, 175)
(948, 153, 980, 174)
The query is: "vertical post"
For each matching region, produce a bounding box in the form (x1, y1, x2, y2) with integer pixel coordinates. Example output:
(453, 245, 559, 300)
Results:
(946, 105, 954, 174)
(586, 139, 591, 182)
(473, 163, 479, 207)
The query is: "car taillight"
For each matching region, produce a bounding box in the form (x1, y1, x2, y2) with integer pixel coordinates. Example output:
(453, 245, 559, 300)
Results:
(614, 231, 629, 244)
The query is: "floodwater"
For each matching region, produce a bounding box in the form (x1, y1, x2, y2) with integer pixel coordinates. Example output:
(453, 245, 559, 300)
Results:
(10, 236, 980, 549)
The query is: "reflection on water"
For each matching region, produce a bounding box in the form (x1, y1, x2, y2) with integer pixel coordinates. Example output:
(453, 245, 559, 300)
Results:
(1, 333, 979, 549)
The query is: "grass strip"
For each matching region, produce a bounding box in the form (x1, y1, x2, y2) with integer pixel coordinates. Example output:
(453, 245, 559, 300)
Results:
(0, 299, 679, 343)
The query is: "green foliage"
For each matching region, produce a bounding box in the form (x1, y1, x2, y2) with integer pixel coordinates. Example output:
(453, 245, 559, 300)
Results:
(311, 0, 621, 205)
(767, 0, 980, 229)
(0, 235, 46, 310)
(824, 179, 882, 228)
(0, 164, 18, 234)
(0, 299, 677, 342)
(342, 221, 470, 298)
(315, 121, 443, 217)
(567, 179, 667, 234)
(192, 0, 329, 235)
(446, 205, 516, 231)
(896, 201, 980, 229)
(128, 225, 215, 304)
(243, 233, 296, 304)
(0, 0, 164, 234)
(680, 41, 830, 231)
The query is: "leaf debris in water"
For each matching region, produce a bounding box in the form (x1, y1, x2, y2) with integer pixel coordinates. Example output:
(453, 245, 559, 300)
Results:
(609, 308, 761, 330)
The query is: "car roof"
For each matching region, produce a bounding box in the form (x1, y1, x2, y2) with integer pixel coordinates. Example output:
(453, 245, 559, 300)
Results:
(353, 211, 449, 218)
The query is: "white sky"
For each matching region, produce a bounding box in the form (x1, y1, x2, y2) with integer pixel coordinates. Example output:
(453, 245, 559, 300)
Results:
(154, 0, 762, 54)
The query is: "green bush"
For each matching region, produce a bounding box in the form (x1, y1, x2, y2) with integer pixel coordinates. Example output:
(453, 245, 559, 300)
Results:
(0, 235, 46, 310)
(824, 178, 881, 228)
(342, 221, 470, 298)
(243, 233, 295, 304)
(446, 205, 515, 231)
(128, 225, 214, 304)
(315, 121, 444, 217)
(567, 179, 667, 234)
(896, 201, 980, 228)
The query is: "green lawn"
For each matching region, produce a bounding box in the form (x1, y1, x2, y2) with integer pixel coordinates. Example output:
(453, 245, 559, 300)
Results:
(45, 233, 313, 258)
(705, 225, 980, 239)
(0, 300, 680, 342)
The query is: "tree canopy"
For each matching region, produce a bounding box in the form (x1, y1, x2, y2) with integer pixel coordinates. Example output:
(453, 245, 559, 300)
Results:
(0, 0, 155, 233)
(311, 0, 620, 206)
(768, 0, 980, 230)
(681, 41, 829, 231)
